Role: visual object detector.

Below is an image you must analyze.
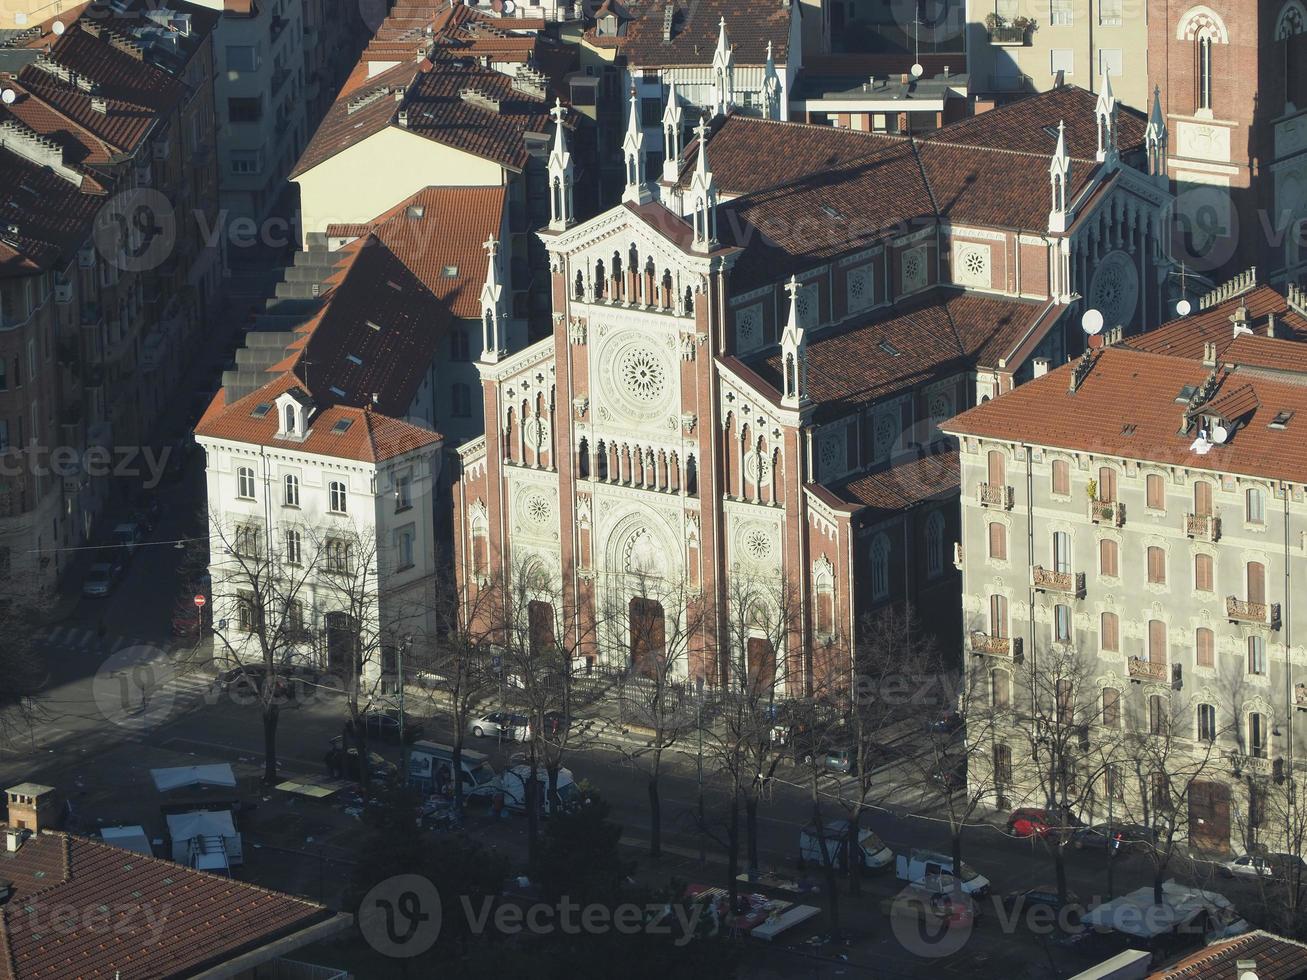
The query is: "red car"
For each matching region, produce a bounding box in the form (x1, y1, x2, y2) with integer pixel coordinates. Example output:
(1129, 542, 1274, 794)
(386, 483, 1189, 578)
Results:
(1007, 807, 1083, 839)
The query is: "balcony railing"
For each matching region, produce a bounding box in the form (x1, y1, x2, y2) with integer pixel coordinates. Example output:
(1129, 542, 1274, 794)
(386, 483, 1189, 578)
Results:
(1032, 566, 1086, 598)
(978, 483, 1013, 509)
(989, 73, 1032, 92)
(989, 25, 1030, 44)
(1128, 657, 1168, 683)
(970, 632, 1023, 662)
(1227, 596, 1282, 630)
(1186, 512, 1220, 541)
(1089, 499, 1125, 527)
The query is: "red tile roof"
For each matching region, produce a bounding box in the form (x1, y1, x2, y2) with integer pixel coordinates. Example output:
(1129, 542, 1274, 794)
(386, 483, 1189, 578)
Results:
(1150, 930, 1307, 979)
(749, 289, 1050, 416)
(196, 373, 443, 463)
(291, 56, 551, 179)
(0, 149, 106, 278)
(0, 832, 339, 979)
(836, 449, 959, 516)
(1125, 284, 1307, 360)
(943, 345, 1307, 486)
(587, 0, 793, 67)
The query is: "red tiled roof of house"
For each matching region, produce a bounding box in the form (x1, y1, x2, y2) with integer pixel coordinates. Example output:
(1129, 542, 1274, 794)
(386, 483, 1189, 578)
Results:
(587, 0, 792, 67)
(196, 373, 443, 463)
(0, 148, 106, 278)
(1202, 381, 1259, 424)
(0, 832, 340, 978)
(943, 345, 1307, 485)
(1125, 284, 1307, 360)
(748, 289, 1049, 416)
(836, 449, 959, 516)
(1225, 333, 1307, 375)
(1149, 930, 1307, 979)
(291, 57, 551, 179)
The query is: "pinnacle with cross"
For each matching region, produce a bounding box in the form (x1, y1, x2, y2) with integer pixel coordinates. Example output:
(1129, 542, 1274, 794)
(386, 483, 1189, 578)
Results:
(550, 98, 567, 126)
(785, 274, 800, 302)
(483, 235, 498, 259)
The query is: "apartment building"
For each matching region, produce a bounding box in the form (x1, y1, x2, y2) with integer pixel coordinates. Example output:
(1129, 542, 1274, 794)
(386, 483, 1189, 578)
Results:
(943, 279, 1307, 854)
(965, 0, 1147, 108)
(0, 1, 220, 590)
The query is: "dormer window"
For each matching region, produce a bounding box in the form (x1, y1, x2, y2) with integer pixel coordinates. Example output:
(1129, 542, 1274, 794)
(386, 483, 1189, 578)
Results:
(274, 388, 313, 440)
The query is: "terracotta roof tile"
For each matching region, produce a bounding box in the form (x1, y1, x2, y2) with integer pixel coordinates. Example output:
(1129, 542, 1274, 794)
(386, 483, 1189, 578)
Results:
(0, 832, 335, 978)
(943, 345, 1307, 486)
(1150, 930, 1307, 979)
(590, 0, 792, 67)
(0, 148, 105, 277)
(836, 449, 959, 516)
(1125, 284, 1307, 360)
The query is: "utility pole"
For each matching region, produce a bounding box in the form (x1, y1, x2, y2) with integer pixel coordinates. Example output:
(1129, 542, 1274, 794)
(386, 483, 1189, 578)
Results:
(697, 674, 705, 866)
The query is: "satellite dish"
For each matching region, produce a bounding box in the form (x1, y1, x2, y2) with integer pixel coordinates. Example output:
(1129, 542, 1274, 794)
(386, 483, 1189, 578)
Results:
(52, 20, 65, 35)
(503, 0, 515, 11)
(1211, 424, 1229, 444)
(0, 90, 14, 106)
(1081, 309, 1105, 335)
(1176, 299, 1192, 317)
(910, 63, 924, 79)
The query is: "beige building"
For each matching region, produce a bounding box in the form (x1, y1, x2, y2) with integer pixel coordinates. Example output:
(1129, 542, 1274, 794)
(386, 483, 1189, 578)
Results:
(944, 278, 1307, 856)
(966, 0, 1151, 110)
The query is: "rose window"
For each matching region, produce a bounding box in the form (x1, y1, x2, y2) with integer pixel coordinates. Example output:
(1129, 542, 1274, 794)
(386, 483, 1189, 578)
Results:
(819, 436, 842, 472)
(744, 528, 772, 561)
(525, 493, 551, 525)
(1089, 251, 1139, 328)
(620, 347, 666, 402)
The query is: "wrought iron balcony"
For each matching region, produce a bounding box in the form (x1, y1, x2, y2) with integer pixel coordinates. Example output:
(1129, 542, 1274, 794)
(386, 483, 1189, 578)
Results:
(1128, 657, 1167, 683)
(989, 24, 1030, 44)
(970, 632, 1023, 662)
(1089, 499, 1125, 527)
(1226, 596, 1282, 630)
(978, 483, 1013, 509)
(1032, 566, 1086, 598)
(1186, 513, 1220, 542)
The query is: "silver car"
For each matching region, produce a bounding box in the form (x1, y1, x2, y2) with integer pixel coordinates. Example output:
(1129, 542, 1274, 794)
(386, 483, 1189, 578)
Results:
(81, 563, 117, 598)
(469, 711, 530, 741)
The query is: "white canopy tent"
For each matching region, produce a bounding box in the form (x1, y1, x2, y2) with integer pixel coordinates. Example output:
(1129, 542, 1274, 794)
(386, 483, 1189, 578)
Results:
(165, 809, 243, 869)
(150, 764, 237, 792)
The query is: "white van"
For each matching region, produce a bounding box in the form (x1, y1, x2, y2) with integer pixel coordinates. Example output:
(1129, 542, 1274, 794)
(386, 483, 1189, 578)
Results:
(497, 764, 581, 816)
(895, 848, 990, 896)
(408, 741, 498, 799)
(799, 820, 893, 871)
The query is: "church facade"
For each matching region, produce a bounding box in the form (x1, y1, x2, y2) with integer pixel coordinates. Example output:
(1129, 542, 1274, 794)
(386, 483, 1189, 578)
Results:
(452, 81, 1176, 695)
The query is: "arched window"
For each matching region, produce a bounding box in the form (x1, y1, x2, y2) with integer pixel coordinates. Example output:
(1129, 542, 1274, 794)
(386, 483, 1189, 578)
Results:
(574, 270, 584, 299)
(993, 743, 1013, 786)
(686, 454, 698, 495)
(284, 529, 302, 565)
(578, 437, 589, 478)
(594, 259, 605, 298)
(925, 511, 945, 579)
(283, 473, 299, 507)
(1249, 712, 1269, 758)
(596, 440, 608, 480)
(284, 405, 296, 434)
(1148, 694, 1168, 735)
(237, 466, 255, 499)
(328, 480, 348, 514)
(990, 594, 1009, 638)
(1198, 35, 1213, 110)
(1248, 635, 1267, 675)
(451, 383, 471, 418)
(870, 534, 890, 601)
(1197, 703, 1217, 742)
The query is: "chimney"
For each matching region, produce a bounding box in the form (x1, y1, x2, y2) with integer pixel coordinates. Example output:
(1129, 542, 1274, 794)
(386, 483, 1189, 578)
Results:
(1237, 960, 1259, 980)
(5, 783, 59, 834)
(943, 66, 950, 79)
(1267, 312, 1277, 338)
(90, 96, 107, 114)
(900, 73, 910, 85)
(1032, 357, 1049, 378)
(1202, 341, 1217, 367)
(397, 109, 409, 128)
(4, 830, 27, 853)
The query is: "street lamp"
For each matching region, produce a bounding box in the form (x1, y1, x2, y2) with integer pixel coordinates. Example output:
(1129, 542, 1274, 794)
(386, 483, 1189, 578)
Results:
(696, 674, 705, 866)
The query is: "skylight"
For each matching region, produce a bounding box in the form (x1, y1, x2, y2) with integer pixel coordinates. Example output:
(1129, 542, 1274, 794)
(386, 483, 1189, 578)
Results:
(1270, 410, 1295, 430)
(346, 354, 363, 366)
(879, 340, 901, 357)
(1175, 385, 1197, 403)
(332, 418, 354, 433)
(442, 265, 459, 277)
(329, 386, 346, 397)
(820, 205, 843, 220)
(366, 320, 382, 331)
(251, 403, 271, 418)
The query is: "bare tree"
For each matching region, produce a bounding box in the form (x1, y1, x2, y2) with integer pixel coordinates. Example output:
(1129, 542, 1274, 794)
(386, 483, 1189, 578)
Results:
(0, 553, 54, 745)
(208, 514, 320, 783)
(1228, 763, 1307, 938)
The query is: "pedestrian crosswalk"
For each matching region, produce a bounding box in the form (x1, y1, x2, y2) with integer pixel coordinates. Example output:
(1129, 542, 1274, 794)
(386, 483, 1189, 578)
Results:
(43, 625, 173, 656)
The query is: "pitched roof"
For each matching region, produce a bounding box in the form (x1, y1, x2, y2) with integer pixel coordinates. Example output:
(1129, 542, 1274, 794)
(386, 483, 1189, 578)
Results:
(0, 832, 339, 978)
(747, 289, 1049, 416)
(0, 147, 105, 278)
(196, 372, 444, 463)
(291, 56, 551, 179)
(1125, 284, 1307, 360)
(587, 0, 792, 67)
(836, 449, 959, 517)
(1150, 930, 1307, 979)
(325, 185, 507, 319)
(943, 345, 1307, 486)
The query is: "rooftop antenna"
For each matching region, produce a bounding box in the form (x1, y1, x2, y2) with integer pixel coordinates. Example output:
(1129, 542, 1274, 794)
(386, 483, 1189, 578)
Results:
(910, 12, 923, 79)
(1176, 262, 1191, 316)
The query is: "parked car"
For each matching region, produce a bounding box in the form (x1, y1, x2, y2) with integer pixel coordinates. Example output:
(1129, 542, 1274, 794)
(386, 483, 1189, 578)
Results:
(469, 712, 530, 741)
(1003, 886, 1083, 925)
(887, 881, 978, 927)
(216, 664, 295, 701)
(496, 764, 581, 816)
(1221, 852, 1307, 879)
(931, 762, 966, 793)
(112, 522, 143, 556)
(896, 848, 991, 897)
(93, 546, 126, 579)
(1007, 807, 1084, 840)
(361, 708, 424, 745)
(325, 735, 397, 783)
(793, 738, 858, 775)
(799, 819, 893, 872)
(81, 563, 119, 598)
(1072, 823, 1158, 854)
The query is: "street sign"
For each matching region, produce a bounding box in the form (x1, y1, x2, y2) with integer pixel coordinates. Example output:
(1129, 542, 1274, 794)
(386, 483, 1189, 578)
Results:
(193, 594, 207, 608)
(491, 655, 502, 671)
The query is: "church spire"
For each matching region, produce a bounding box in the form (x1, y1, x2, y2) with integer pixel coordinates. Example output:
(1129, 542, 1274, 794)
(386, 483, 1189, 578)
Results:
(1048, 119, 1071, 234)
(689, 116, 718, 252)
(661, 79, 684, 183)
(711, 15, 734, 116)
(480, 235, 505, 362)
(547, 98, 574, 231)
(1145, 84, 1168, 181)
(762, 40, 781, 121)
(1095, 68, 1118, 165)
(622, 86, 652, 204)
(780, 275, 808, 407)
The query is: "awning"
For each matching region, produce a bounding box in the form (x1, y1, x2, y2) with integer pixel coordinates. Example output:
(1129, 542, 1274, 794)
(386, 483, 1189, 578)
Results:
(151, 764, 237, 792)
